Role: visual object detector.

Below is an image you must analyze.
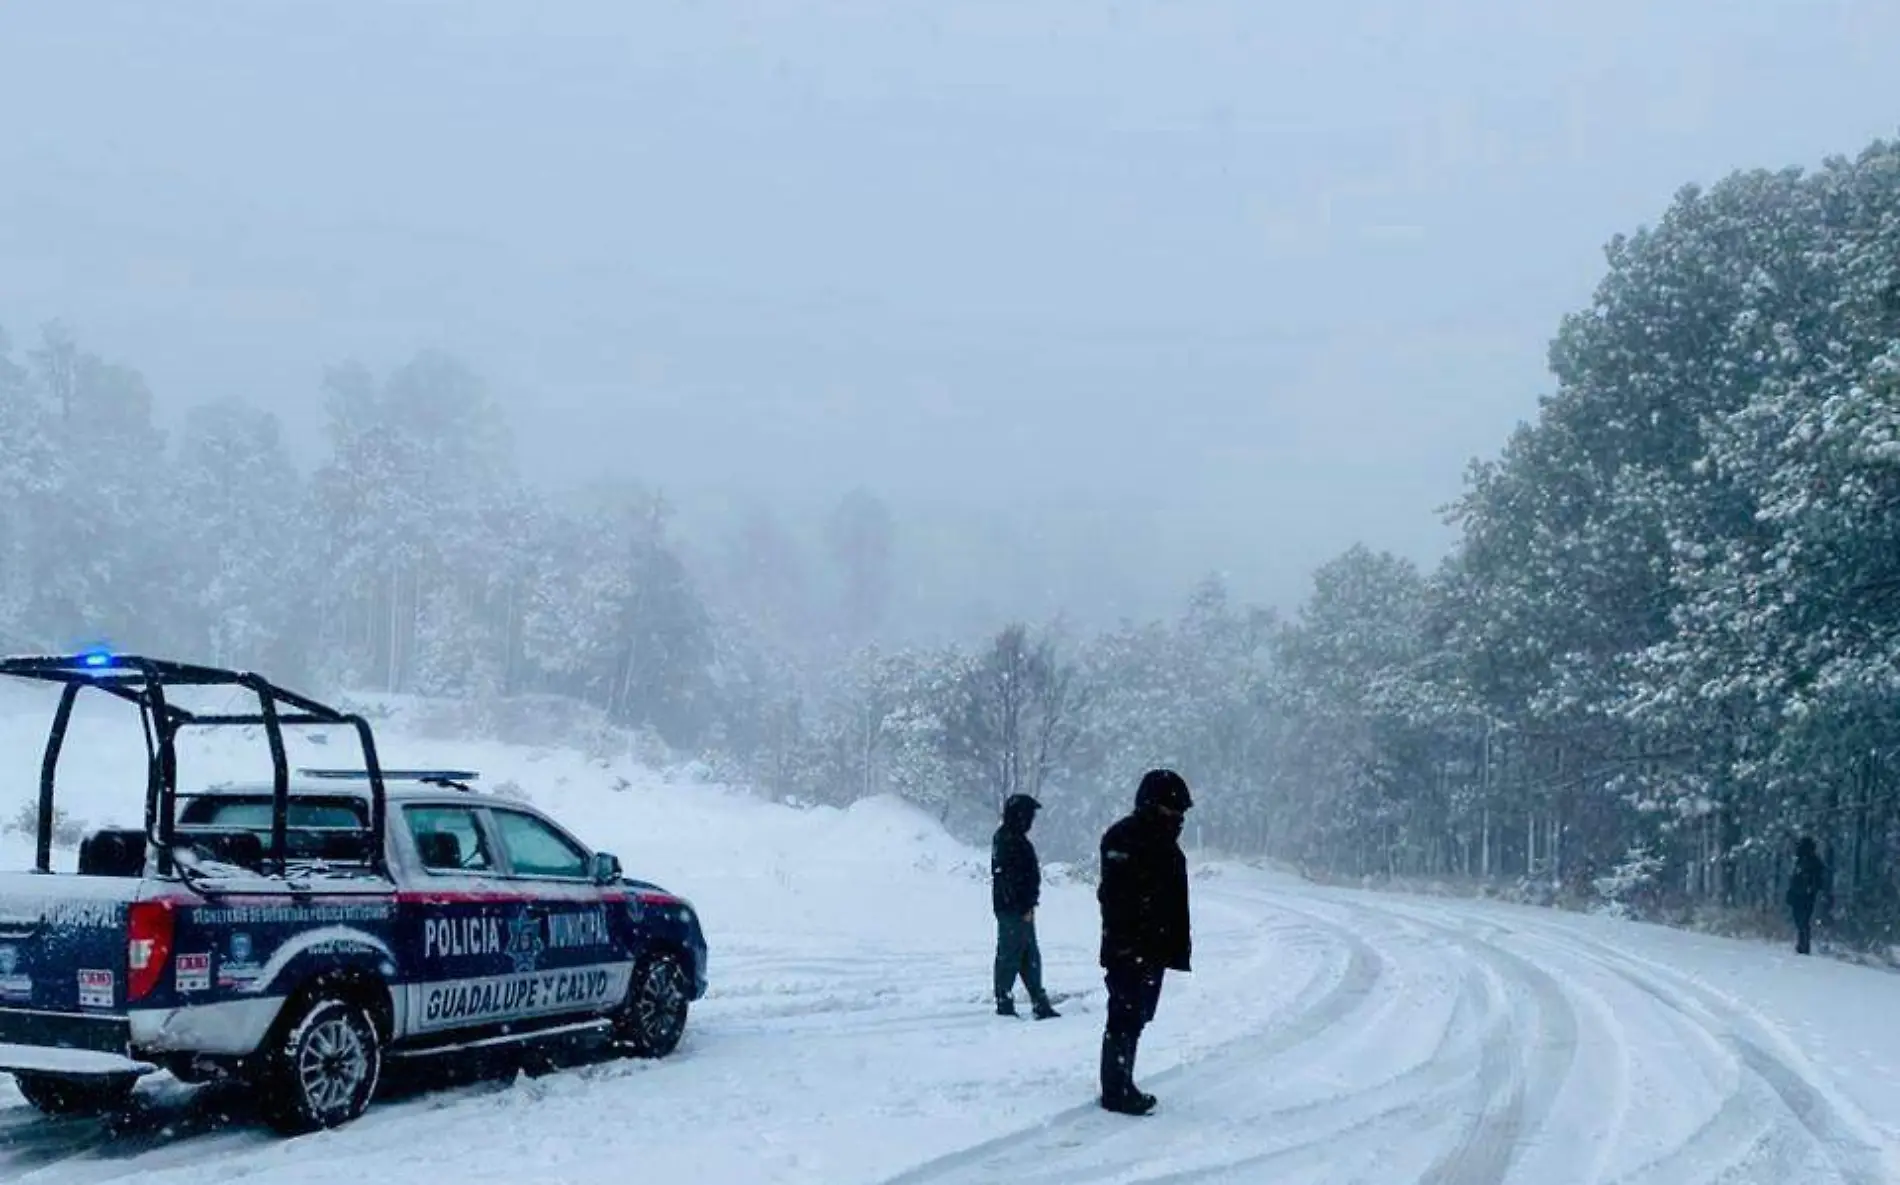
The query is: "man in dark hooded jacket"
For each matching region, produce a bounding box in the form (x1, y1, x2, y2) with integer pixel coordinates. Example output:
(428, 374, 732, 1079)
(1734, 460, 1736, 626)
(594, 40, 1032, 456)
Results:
(1787, 835, 1832, 956)
(992, 794, 1060, 1019)
(1096, 769, 1193, 1115)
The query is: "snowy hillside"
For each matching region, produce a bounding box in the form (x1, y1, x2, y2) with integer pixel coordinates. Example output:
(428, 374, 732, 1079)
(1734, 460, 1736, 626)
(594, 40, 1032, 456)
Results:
(5, 686, 1900, 1184)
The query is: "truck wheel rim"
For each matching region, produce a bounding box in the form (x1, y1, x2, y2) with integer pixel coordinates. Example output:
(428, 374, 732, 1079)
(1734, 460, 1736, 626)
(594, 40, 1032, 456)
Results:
(299, 1014, 370, 1115)
(637, 962, 687, 1043)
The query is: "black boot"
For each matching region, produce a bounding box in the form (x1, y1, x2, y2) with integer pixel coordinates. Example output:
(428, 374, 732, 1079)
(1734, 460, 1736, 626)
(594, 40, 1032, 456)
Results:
(1032, 996, 1061, 1020)
(996, 997, 1019, 1017)
(1100, 1031, 1155, 1115)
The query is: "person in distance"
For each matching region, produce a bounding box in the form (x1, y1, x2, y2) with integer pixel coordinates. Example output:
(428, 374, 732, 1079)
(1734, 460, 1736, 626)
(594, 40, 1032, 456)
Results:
(992, 793, 1061, 1020)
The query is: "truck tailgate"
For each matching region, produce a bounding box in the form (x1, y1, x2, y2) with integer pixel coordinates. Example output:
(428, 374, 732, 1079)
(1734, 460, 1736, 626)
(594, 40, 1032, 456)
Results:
(0, 874, 143, 1059)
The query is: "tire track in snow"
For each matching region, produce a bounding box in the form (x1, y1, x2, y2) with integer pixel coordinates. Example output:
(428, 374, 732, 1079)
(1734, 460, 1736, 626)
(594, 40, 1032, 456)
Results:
(1391, 911, 1800, 1185)
(1502, 921, 1895, 1185)
(878, 889, 1605, 1185)
(882, 885, 1589, 1185)
(710, 903, 1320, 1041)
(1369, 900, 1899, 1185)
(0, 1032, 639, 1183)
(706, 946, 1017, 1036)
(1273, 896, 1583, 1185)
(1414, 929, 1578, 1185)
(0, 1078, 276, 1181)
(1502, 926, 1788, 1185)
(1094, 962, 1508, 1185)
(1569, 945, 1770, 1185)
(0, 923, 1102, 1179)
(1351, 898, 1896, 1185)
(878, 904, 1390, 1185)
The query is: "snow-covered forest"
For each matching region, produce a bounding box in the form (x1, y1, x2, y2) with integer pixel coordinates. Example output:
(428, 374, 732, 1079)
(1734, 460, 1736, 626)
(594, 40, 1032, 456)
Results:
(5, 135, 1900, 946)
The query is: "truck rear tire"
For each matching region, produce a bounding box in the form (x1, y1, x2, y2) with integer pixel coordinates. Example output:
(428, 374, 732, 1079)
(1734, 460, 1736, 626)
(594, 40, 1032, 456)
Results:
(260, 996, 383, 1134)
(12, 1072, 138, 1117)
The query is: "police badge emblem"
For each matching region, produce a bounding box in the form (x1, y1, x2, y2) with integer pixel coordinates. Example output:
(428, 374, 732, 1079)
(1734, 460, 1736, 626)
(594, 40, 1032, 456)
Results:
(505, 912, 544, 974)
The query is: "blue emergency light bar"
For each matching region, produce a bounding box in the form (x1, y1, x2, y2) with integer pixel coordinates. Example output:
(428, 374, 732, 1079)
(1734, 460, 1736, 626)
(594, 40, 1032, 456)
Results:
(299, 768, 481, 783)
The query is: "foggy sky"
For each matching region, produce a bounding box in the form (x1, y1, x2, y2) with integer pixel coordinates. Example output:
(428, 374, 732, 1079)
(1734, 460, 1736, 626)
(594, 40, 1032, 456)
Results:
(5, 1, 1899, 630)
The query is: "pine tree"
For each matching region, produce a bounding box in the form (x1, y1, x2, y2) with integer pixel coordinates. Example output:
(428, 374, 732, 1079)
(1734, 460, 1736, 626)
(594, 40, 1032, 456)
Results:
(171, 400, 311, 675)
(0, 327, 58, 650)
(312, 352, 517, 692)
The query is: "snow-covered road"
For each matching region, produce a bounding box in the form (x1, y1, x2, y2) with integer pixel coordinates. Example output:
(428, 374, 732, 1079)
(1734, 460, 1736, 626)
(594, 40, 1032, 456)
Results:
(5, 697, 1900, 1184)
(6, 867, 1900, 1185)
(891, 880, 1899, 1185)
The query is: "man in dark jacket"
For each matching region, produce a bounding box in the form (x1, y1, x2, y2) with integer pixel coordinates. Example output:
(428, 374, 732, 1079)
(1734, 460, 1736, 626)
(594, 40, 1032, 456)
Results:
(1096, 769, 1193, 1116)
(1787, 835, 1832, 956)
(992, 793, 1060, 1019)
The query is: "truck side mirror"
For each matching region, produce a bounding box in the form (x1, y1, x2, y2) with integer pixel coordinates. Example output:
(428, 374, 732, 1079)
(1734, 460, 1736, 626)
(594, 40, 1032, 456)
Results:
(592, 851, 624, 885)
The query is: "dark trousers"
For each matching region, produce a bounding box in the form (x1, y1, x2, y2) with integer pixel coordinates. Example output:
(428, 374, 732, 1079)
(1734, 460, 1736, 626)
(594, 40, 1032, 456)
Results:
(1101, 960, 1164, 1101)
(994, 913, 1049, 1004)
(1793, 903, 1815, 955)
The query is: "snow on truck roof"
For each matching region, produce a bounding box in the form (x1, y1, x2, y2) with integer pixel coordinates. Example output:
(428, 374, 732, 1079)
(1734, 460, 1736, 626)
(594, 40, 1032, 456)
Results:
(190, 770, 493, 804)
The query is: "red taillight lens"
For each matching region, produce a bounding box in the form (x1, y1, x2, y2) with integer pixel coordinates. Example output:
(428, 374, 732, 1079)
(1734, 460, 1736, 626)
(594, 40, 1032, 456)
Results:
(126, 900, 175, 1003)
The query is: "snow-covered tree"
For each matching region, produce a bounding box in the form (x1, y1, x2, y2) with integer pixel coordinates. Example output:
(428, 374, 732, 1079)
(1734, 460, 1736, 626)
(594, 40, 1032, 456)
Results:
(0, 327, 59, 650)
(520, 487, 713, 746)
(312, 352, 517, 692)
(938, 623, 1087, 835)
(171, 400, 312, 675)
(21, 324, 176, 651)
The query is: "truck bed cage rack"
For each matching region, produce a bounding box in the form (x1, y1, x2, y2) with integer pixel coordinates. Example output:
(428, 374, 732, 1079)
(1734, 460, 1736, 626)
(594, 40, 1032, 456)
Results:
(0, 653, 390, 880)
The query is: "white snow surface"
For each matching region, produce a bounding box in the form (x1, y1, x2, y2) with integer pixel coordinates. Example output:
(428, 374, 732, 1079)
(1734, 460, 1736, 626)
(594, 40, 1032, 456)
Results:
(3, 689, 1900, 1183)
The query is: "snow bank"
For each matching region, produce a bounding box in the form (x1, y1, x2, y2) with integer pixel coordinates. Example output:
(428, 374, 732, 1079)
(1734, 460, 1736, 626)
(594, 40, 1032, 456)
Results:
(0, 684, 979, 926)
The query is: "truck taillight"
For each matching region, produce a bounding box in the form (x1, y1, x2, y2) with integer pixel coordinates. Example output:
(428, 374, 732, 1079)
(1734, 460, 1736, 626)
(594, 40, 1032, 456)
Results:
(126, 900, 175, 1003)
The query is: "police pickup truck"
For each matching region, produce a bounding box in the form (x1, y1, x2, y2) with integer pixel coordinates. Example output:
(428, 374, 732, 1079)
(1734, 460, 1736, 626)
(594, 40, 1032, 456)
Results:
(0, 654, 708, 1134)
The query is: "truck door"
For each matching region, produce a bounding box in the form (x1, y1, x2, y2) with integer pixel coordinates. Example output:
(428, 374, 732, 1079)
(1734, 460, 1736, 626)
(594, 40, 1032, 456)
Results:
(398, 803, 536, 1039)
(485, 809, 630, 1019)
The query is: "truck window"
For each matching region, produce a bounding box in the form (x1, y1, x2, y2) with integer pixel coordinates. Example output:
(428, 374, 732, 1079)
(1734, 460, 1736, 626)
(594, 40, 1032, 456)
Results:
(177, 795, 374, 863)
(185, 798, 368, 831)
(491, 810, 589, 880)
(404, 805, 495, 873)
